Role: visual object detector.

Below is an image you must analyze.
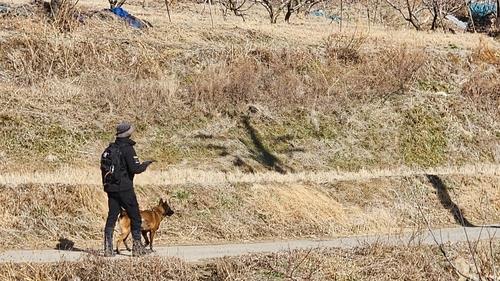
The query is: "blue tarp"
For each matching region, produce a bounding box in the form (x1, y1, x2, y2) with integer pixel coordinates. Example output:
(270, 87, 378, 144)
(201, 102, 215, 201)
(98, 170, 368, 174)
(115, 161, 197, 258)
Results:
(310, 9, 341, 23)
(111, 7, 149, 29)
(469, 2, 497, 18)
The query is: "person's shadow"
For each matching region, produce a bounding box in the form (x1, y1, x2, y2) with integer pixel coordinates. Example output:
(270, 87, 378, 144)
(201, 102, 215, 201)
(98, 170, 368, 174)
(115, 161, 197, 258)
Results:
(426, 174, 476, 227)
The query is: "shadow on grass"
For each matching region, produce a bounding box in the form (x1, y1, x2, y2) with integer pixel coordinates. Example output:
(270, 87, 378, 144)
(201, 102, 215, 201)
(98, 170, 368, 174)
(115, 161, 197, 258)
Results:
(241, 116, 291, 174)
(426, 174, 476, 227)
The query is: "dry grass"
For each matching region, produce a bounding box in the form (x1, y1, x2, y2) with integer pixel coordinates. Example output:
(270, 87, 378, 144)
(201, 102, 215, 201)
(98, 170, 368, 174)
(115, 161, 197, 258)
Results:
(0, 174, 497, 250)
(0, 2, 499, 172)
(461, 38, 500, 111)
(0, 242, 498, 280)
(0, 163, 498, 186)
(0, 5, 499, 277)
(252, 184, 346, 228)
(210, 242, 500, 280)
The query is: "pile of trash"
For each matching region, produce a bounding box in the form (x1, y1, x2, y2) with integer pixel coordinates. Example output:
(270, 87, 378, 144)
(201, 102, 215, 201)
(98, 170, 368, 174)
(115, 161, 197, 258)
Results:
(469, 1, 498, 34)
(445, 1, 498, 34)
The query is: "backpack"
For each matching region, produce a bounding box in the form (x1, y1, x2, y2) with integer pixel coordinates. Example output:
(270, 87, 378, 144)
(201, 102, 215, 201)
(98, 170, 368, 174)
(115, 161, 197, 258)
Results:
(100, 143, 124, 188)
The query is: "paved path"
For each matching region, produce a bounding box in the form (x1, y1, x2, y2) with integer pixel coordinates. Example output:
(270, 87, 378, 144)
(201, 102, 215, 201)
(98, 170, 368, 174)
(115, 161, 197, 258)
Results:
(0, 226, 498, 263)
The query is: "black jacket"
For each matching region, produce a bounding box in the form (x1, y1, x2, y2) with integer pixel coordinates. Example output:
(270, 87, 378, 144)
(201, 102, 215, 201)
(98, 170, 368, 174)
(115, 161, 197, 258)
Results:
(103, 137, 149, 193)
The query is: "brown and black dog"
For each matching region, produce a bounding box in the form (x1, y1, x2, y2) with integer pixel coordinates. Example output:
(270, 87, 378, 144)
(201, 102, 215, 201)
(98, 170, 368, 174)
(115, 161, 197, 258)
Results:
(115, 198, 174, 254)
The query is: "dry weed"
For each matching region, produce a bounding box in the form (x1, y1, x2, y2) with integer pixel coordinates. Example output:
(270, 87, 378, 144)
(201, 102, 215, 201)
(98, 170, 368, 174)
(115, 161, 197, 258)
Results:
(0, 174, 498, 250)
(460, 38, 500, 110)
(0, 12, 498, 171)
(461, 70, 500, 111)
(1, 242, 497, 280)
(324, 32, 367, 64)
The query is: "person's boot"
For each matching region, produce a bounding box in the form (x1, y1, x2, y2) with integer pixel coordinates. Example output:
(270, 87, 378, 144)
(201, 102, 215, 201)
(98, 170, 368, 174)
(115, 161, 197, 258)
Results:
(103, 228, 115, 257)
(132, 238, 147, 257)
(131, 230, 152, 257)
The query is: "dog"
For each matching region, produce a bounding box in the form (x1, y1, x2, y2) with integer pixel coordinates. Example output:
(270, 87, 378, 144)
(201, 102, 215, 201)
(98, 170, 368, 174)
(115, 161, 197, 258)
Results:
(115, 198, 174, 254)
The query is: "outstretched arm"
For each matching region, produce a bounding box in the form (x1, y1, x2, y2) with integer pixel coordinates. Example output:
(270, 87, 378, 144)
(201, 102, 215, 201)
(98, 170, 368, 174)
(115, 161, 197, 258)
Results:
(122, 146, 150, 175)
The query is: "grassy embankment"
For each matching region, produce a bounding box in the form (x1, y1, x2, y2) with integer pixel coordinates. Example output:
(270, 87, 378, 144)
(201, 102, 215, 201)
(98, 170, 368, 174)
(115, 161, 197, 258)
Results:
(0, 0, 498, 252)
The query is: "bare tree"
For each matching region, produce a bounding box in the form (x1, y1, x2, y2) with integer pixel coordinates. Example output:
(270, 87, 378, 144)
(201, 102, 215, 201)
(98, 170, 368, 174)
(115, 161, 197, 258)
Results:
(284, 0, 324, 22)
(497, 0, 499, 30)
(220, 0, 255, 21)
(385, 0, 467, 31)
(255, 0, 290, 23)
(360, 0, 374, 27)
(384, 0, 427, 30)
(423, 0, 463, 30)
(255, 0, 325, 23)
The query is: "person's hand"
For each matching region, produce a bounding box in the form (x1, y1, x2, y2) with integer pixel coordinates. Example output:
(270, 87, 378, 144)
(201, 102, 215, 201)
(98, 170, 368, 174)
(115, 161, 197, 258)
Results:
(143, 160, 156, 166)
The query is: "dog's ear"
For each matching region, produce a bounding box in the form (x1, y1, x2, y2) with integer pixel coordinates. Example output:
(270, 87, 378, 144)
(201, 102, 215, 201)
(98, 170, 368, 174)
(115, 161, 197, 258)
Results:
(159, 198, 164, 205)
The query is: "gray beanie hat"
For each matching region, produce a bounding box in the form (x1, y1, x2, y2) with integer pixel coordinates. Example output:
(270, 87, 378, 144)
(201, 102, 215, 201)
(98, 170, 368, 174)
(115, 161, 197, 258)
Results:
(116, 122, 135, 138)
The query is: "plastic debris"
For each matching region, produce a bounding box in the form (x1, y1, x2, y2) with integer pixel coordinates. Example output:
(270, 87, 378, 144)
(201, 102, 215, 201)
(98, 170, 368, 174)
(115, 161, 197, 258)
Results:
(310, 9, 326, 17)
(110, 7, 151, 29)
(310, 9, 341, 23)
(469, 2, 497, 18)
(445, 14, 468, 30)
(0, 4, 10, 14)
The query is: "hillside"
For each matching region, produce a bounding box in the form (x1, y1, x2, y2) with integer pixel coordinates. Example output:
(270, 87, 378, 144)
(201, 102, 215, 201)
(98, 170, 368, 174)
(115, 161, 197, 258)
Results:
(0, 0, 499, 173)
(0, 1, 499, 280)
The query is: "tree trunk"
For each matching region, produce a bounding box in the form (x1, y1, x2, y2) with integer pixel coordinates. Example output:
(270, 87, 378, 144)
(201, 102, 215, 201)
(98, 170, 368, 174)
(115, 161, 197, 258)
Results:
(366, 5, 371, 28)
(271, 9, 280, 23)
(284, 1, 292, 23)
(430, 6, 438, 30)
(165, 0, 172, 22)
(466, 0, 476, 32)
(406, 0, 421, 30)
(264, 3, 277, 23)
(497, 0, 499, 30)
(340, 0, 343, 31)
(271, 13, 279, 23)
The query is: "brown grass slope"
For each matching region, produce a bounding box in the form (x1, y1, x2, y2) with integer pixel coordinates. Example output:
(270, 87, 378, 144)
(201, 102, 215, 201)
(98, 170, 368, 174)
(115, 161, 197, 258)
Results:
(0, 2, 499, 173)
(0, 174, 497, 250)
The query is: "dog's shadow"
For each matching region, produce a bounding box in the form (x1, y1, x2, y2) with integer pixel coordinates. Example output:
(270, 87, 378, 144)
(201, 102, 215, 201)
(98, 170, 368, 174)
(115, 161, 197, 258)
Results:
(55, 238, 86, 252)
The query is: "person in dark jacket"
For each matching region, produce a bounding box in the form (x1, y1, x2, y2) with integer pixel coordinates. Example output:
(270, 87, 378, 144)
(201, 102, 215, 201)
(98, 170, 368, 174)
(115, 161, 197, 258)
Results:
(103, 122, 154, 257)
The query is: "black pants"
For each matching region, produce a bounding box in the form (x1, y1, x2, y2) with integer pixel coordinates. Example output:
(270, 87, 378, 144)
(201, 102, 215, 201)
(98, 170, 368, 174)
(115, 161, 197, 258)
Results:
(105, 190, 142, 240)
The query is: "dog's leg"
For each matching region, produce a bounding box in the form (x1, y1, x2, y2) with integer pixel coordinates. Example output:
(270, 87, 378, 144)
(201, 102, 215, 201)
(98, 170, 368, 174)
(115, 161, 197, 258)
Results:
(123, 232, 131, 252)
(142, 230, 150, 246)
(115, 233, 122, 254)
(149, 230, 156, 251)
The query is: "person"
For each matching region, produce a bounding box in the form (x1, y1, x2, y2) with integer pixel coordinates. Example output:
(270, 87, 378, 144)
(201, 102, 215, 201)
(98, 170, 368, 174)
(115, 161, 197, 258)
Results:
(102, 122, 154, 257)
